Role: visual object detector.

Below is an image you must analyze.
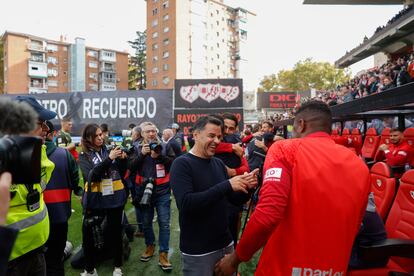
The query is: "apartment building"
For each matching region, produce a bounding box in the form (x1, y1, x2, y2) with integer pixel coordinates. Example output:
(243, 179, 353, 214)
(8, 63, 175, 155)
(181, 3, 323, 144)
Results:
(146, 0, 255, 89)
(1, 31, 128, 94)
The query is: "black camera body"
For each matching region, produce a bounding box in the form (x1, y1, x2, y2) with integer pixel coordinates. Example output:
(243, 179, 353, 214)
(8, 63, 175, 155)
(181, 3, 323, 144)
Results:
(149, 142, 162, 154)
(0, 135, 42, 184)
(106, 144, 135, 155)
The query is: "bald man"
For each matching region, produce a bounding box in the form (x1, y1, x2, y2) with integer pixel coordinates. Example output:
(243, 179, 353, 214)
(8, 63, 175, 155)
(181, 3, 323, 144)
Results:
(162, 128, 182, 158)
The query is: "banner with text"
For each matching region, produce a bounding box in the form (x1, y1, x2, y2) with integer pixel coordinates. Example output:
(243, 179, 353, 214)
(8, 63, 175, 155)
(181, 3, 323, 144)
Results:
(174, 108, 244, 135)
(3, 90, 173, 135)
(256, 91, 311, 109)
(174, 79, 243, 109)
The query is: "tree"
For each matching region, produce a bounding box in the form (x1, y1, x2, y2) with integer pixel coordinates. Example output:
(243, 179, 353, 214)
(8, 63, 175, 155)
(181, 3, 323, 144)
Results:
(258, 58, 351, 92)
(128, 31, 146, 90)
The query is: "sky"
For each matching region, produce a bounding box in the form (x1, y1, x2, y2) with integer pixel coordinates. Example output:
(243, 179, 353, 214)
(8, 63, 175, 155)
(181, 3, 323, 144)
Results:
(0, 0, 403, 90)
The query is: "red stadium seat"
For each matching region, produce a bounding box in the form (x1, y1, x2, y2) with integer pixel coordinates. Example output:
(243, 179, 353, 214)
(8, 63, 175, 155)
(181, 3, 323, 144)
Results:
(348, 169, 414, 275)
(342, 128, 351, 139)
(351, 128, 362, 155)
(379, 127, 391, 146)
(331, 128, 340, 139)
(361, 128, 380, 160)
(403, 128, 414, 166)
(370, 162, 397, 221)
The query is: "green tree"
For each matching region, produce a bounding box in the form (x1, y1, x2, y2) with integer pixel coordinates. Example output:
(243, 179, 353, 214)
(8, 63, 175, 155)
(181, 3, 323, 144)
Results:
(128, 31, 146, 90)
(258, 58, 350, 92)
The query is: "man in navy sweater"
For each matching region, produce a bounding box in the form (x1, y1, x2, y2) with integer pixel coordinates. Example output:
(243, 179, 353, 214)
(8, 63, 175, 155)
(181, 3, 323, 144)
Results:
(170, 116, 258, 276)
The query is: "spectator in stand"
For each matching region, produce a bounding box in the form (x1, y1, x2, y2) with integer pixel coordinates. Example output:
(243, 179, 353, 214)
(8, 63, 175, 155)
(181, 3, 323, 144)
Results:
(374, 128, 412, 177)
(380, 75, 395, 92)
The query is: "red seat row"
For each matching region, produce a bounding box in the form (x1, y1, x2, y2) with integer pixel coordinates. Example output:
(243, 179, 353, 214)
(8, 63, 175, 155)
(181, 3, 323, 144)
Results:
(348, 164, 414, 275)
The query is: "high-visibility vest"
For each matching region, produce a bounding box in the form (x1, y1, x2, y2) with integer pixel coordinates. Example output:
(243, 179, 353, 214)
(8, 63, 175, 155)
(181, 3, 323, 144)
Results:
(6, 145, 55, 260)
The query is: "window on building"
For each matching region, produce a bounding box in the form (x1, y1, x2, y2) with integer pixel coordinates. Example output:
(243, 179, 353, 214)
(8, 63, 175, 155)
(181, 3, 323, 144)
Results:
(152, 19, 158, 27)
(152, 32, 158, 39)
(162, 51, 169, 59)
(152, 67, 159, 74)
(47, 44, 58, 52)
(163, 64, 169, 71)
(240, 30, 248, 40)
(216, 10, 219, 15)
(163, 38, 170, 46)
(63, 46, 68, 51)
(152, 43, 159, 50)
(217, 32, 219, 37)
(89, 61, 98, 68)
(47, 56, 57, 65)
(88, 50, 98, 57)
(217, 65, 220, 70)
(153, 8, 158, 15)
(47, 68, 58, 77)
(63, 58, 67, 63)
(153, 0, 158, 2)
(217, 43, 220, 48)
(163, 27, 169, 33)
(163, 14, 169, 21)
(217, 54, 220, 59)
(216, 21, 219, 26)
(31, 53, 44, 62)
(48, 80, 58, 87)
(89, 73, 98, 81)
(89, 84, 98, 91)
(162, 76, 170, 85)
(162, 1, 169, 9)
(153, 56, 159, 62)
(152, 79, 158, 86)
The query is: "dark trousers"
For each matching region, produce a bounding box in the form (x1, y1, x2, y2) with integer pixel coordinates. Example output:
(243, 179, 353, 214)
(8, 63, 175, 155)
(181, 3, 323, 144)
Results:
(45, 222, 68, 276)
(83, 207, 124, 272)
(7, 247, 46, 276)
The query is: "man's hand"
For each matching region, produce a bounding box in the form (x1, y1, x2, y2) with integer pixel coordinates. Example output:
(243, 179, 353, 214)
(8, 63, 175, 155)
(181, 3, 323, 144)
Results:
(141, 144, 151, 155)
(214, 252, 241, 276)
(254, 139, 267, 152)
(244, 168, 259, 190)
(226, 166, 237, 178)
(232, 143, 243, 157)
(109, 146, 123, 160)
(0, 172, 12, 226)
(378, 144, 389, 151)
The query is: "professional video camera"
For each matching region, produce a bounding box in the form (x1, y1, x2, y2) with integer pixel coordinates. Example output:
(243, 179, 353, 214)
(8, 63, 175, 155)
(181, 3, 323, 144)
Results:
(0, 135, 42, 184)
(133, 177, 155, 206)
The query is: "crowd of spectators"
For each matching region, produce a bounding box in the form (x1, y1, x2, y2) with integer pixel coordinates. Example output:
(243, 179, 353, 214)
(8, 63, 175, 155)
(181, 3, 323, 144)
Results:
(374, 5, 413, 36)
(315, 53, 414, 106)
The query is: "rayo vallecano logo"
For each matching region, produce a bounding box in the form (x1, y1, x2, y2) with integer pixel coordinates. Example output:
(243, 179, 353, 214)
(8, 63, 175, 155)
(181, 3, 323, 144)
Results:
(180, 83, 240, 103)
(264, 168, 282, 182)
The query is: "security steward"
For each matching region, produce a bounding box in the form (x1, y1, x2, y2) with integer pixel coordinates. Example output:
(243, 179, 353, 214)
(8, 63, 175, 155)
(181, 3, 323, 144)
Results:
(44, 121, 82, 276)
(7, 96, 56, 276)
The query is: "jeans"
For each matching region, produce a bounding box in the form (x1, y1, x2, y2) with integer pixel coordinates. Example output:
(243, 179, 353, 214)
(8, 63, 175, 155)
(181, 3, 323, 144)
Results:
(181, 243, 234, 276)
(142, 192, 171, 252)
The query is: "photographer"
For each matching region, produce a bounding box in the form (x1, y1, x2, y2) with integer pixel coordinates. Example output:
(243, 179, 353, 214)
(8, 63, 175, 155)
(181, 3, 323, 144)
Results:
(44, 121, 81, 276)
(79, 124, 128, 276)
(128, 122, 173, 271)
(4, 96, 56, 276)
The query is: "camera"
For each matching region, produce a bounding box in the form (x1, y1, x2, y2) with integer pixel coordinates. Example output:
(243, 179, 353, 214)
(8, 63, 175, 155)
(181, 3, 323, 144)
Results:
(84, 215, 105, 249)
(106, 144, 135, 155)
(139, 177, 155, 206)
(0, 135, 42, 184)
(149, 142, 162, 154)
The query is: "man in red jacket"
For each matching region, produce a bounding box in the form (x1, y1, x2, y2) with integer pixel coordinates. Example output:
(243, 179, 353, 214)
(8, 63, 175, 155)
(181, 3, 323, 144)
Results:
(215, 100, 371, 276)
(375, 128, 411, 168)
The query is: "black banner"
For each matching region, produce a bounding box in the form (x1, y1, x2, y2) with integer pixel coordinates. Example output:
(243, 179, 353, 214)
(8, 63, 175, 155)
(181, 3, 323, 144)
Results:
(174, 108, 244, 135)
(2, 90, 173, 135)
(257, 91, 311, 109)
(174, 79, 243, 109)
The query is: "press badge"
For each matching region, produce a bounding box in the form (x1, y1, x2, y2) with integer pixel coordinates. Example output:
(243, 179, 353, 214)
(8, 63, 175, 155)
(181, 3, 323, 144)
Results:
(156, 164, 166, 178)
(101, 178, 114, 196)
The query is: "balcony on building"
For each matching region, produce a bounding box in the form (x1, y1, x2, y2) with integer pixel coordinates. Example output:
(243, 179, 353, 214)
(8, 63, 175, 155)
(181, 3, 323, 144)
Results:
(27, 40, 47, 52)
(100, 83, 117, 91)
(100, 62, 116, 73)
(28, 78, 48, 94)
(28, 60, 48, 78)
(99, 50, 116, 63)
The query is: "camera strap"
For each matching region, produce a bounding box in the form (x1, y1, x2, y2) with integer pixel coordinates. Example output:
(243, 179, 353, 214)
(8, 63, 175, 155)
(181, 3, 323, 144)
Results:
(25, 183, 40, 212)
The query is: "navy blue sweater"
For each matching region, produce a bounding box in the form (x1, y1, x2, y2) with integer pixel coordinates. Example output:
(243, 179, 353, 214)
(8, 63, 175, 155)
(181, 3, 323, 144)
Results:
(170, 153, 250, 254)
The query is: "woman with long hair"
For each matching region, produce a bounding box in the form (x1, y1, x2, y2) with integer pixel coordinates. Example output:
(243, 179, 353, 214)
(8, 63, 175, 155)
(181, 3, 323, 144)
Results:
(79, 124, 127, 276)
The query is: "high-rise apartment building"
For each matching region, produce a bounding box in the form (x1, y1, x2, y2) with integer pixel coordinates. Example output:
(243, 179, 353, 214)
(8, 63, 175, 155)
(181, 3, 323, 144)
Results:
(146, 0, 255, 89)
(1, 31, 128, 94)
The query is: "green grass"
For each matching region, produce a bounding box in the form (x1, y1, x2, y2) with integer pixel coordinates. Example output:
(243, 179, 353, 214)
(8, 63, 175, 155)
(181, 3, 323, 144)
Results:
(64, 195, 260, 276)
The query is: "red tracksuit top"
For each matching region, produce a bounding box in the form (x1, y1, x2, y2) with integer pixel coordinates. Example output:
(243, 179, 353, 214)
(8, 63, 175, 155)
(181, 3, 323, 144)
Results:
(236, 132, 371, 276)
(374, 141, 411, 166)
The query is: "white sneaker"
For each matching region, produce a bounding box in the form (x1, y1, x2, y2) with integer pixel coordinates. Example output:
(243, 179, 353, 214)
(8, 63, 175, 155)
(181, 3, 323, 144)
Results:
(80, 269, 98, 276)
(113, 267, 123, 276)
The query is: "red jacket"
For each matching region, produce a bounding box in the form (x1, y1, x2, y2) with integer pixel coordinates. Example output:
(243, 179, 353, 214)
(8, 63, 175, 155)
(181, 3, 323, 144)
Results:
(374, 141, 411, 166)
(215, 142, 249, 175)
(236, 132, 370, 275)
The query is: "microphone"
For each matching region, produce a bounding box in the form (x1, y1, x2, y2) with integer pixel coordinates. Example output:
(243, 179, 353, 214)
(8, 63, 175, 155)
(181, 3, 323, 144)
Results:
(0, 98, 37, 135)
